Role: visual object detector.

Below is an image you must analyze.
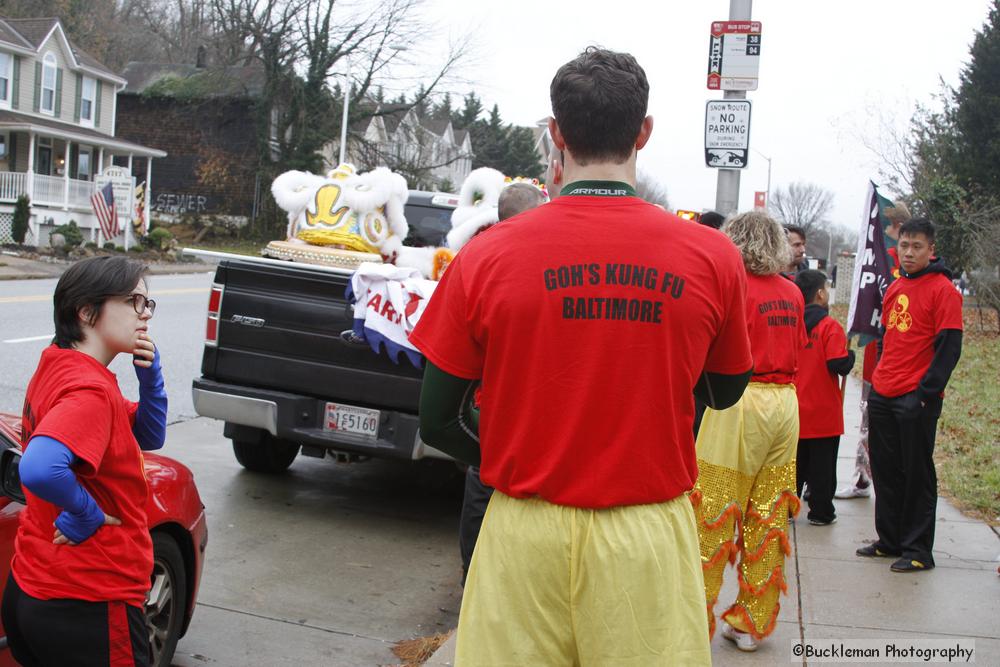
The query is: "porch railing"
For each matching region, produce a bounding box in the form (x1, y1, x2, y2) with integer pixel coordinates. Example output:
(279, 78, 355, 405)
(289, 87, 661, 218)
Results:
(31, 174, 69, 206)
(0, 172, 26, 202)
(67, 177, 96, 208)
(0, 171, 97, 208)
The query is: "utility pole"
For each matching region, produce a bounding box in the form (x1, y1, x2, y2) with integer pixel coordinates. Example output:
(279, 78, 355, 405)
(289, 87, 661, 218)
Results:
(714, 0, 753, 216)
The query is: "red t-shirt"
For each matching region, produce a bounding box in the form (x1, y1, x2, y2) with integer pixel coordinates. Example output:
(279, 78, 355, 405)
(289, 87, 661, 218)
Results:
(745, 273, 807, 384)
(410, 192, 752, 508)
(15, 346, 152, 608)
(872, 271, 963, 398)
(796, 315, 848, 438)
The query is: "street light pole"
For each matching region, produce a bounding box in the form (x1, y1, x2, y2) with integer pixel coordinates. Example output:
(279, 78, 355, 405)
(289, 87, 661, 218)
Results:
(752, 147, 771, 208)
(337, 46, 408, 167)
(713, 0, 753, 216)
(338, 57, 352, 166)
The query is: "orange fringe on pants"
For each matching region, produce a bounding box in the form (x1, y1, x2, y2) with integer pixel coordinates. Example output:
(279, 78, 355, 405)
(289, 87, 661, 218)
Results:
(691, 383, 800, 641)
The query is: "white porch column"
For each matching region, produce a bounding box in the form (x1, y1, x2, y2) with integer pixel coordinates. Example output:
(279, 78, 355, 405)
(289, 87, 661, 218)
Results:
(26, 132, 38, 243)
(25, 132, 35, 199)
(63, 140, 71, 211)
(97, 147, 104, 173)
(127, 153, 133, 174)
(146, 156, 153, 230)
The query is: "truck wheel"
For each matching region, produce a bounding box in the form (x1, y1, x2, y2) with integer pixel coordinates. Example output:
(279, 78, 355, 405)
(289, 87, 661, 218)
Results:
(232, 434, 299, 473)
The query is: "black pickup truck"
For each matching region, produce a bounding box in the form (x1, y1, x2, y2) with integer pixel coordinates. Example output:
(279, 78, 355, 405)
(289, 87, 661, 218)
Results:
(191, 191, 458, 473)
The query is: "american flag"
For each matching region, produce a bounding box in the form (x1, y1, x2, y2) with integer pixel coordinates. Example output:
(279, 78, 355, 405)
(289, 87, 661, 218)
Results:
(91, 181, 119, 240)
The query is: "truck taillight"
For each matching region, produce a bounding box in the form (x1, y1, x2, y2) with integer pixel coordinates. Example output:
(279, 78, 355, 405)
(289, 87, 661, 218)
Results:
(206, 284, 223, 347)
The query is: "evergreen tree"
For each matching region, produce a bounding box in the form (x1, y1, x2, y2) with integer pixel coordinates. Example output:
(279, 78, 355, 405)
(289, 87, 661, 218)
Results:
(412, 85, 430, 119)
(453, 92, 484, 130)
(432, 93, 454, 121)
(12, 195, 30, 245)
(470, 104, 508, 171)
(952, 0, 1000, 198)
(498, 126, 543, 178)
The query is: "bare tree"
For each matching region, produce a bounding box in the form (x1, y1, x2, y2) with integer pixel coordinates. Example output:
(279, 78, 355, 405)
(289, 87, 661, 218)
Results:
(769, 182, 835, 235)
(636, 170, 670, 209)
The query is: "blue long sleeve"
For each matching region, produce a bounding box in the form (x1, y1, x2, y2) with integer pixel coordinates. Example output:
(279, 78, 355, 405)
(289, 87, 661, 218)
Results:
(19, 436, 106, 544)
(133, 346, 167, 450)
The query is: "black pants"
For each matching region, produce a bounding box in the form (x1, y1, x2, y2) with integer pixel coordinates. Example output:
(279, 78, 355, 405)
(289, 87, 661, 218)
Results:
(796, 435, 840, 523)
(1, 572, 150, 667)
(867, 390, 941, 565)
(458, 466, 494, 585)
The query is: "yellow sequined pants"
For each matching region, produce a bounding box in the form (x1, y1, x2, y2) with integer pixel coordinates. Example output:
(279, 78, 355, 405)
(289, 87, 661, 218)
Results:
(455, 491, 711, 666)
(692, 382, 800, 640)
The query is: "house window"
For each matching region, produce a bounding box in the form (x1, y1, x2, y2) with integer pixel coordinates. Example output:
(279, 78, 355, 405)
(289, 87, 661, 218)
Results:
(0, 53, 10, 108)
(0, 133, 7, 159)
(80, 76, 95, 125)
(41, 53, 56, 115)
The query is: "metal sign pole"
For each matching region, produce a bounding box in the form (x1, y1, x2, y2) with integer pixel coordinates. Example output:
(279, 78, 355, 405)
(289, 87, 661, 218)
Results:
(714, 0, 753, 217)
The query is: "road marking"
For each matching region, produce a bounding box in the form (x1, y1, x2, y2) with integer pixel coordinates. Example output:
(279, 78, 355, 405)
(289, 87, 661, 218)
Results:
(4, 334, 53, 344)
(0, 287, 208, 305)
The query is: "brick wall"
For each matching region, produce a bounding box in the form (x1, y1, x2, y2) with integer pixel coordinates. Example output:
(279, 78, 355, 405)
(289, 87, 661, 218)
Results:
(115, 95, 261, 216)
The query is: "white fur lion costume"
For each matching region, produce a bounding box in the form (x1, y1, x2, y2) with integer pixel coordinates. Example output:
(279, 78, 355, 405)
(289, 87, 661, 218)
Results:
(268, 164, 544, 279)
(268, 163, 408, 260)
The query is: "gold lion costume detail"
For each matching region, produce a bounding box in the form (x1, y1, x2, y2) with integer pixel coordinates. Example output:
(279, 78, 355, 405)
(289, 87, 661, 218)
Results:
(691, 382, 800, 640)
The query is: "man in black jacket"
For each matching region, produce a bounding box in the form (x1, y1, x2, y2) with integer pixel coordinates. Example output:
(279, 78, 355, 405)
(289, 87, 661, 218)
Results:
(857, 218, 963, 572)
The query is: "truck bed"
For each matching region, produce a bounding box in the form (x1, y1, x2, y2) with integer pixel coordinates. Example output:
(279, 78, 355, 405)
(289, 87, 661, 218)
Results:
(201, 258, 422, 414)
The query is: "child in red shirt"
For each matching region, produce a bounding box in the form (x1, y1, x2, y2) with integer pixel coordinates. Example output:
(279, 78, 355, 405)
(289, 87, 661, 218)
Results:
(794, 270, 855, 525)
(3, 256, 165, 667)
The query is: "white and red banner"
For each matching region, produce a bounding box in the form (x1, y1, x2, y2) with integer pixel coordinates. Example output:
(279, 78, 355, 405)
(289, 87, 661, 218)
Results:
(348, 263, 438, 366)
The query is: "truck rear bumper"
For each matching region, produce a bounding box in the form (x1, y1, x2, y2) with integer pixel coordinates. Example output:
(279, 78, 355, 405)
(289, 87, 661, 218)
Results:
(192, 378, 449, 461)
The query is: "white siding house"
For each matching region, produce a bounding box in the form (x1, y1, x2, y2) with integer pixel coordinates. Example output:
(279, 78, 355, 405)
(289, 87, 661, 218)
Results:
(0, 17, 165, 245)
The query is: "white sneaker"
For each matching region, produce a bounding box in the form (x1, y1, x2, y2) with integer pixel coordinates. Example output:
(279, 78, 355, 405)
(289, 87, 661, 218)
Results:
(835, 484, 871, 499)
(721, 623, 759, 652)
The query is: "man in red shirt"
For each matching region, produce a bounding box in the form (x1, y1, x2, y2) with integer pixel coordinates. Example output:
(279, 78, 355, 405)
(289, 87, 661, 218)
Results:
(857, 218, 963, 572)
(411, 48, 752, 665)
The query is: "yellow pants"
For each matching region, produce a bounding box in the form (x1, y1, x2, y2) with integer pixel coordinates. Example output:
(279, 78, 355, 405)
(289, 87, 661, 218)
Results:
(693, 382, 799, 640)
(455, 492, 711, 666)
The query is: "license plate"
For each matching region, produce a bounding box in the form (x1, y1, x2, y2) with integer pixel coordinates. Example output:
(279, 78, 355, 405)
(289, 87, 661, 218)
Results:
(324, 403, 380, 439)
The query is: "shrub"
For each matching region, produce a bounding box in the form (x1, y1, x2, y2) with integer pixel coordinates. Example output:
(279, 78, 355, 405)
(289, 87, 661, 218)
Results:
(12, 195, 30, 244)
(103, 241, 116, 250)
(84, 241, 98, 249)
(52, 220, 84, 247)
(145, 227, 174, 251)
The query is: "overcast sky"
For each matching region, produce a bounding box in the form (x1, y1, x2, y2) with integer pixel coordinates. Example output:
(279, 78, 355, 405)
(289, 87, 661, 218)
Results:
(413, 0, 993, 232)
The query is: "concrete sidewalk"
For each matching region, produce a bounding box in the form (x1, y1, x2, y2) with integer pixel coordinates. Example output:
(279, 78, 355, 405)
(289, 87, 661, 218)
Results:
(0, 249, 213, 280)
(427, 376, 1000, 665)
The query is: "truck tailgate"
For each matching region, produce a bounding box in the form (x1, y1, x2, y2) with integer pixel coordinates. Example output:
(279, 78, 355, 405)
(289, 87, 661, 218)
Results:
(201, 260, 422, 413)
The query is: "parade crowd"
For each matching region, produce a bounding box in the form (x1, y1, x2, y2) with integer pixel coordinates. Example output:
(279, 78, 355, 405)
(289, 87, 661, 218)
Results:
(415, 48, 964, 665)
(0, 47, 963, 667)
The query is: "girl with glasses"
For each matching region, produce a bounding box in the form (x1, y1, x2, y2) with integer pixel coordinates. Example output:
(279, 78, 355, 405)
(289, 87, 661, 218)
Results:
(2, 255, 167, 666)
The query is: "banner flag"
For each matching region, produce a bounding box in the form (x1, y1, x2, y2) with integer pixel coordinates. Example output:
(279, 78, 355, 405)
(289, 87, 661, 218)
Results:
(846, 181, 896, 345)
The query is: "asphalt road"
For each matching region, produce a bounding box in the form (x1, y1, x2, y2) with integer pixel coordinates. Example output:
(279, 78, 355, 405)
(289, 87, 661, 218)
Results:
(0, 272, 215, 423)
(165, 418, 463, 667)
(1, 271, 465, 665)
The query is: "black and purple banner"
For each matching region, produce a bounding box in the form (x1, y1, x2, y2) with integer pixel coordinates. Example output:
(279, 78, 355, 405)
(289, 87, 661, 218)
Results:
(847, 181, 895, 344)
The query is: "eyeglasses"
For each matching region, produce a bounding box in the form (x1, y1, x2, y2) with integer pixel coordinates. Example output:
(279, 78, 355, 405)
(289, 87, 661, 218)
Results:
(119, 293, 156, 316)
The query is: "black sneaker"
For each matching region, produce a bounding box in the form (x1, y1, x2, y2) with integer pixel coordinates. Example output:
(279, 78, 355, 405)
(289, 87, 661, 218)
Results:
(856, 544, 899, 558)
(890, 557, 934, 572)
(808, 516, 837, 526)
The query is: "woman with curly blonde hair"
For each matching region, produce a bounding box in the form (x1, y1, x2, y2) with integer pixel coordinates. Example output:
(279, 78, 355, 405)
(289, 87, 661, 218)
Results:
(692, 209, 807, 652)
